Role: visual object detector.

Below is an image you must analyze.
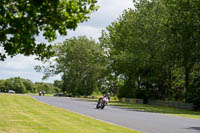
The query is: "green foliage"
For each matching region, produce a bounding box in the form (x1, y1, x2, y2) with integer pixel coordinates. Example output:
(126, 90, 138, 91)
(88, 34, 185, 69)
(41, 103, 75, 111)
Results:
(0, 0, 98, 60)
(186, 76, 200, 110)
(0, 80, 12, 92)
(35, 82, 58, 94)
(12, 77, 26, 93)
(21, 79, 35, 93)
(101, 0, 169, 100)
(100, 0, 200, 109)
(99, 75, 124, 96)
(54, 80, 62, 89)
(0, 77, 58, 94)
(118, 86, 136, 99)
(39, 36, 108, 96)
(0, 77, 26, 93)
(53, 80, 62, 93)
(0, 80, 3, 92)
(163, 0, 200, 91)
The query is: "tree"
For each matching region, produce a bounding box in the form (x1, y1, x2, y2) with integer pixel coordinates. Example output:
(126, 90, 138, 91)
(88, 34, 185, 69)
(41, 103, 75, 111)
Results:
(12, 77, 26, 93)
(53, 80, 62, 92)
(38, 36, 107, 95)
(21, 79, 35, 93)
(0, 80, 4, 92)
(2, 77, 27, 93)
(100, 0, 200, 106)
(101, 0, 169, 101)
(163, 0, 200, 91)
(35, 82, 57, 94)
(0, 0, 98, 60)
(0, 80, 11, 92)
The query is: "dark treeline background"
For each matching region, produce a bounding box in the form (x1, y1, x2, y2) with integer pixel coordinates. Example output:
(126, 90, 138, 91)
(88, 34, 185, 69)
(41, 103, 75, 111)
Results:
(0, 77, 61, 94)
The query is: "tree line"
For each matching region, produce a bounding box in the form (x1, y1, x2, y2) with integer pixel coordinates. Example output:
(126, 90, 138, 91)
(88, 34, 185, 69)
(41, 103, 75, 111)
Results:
(36, 36, 108, 96)
(0, 77, 60, 94)
(38, 0, 200, 110)
(100, 0, 200, 109)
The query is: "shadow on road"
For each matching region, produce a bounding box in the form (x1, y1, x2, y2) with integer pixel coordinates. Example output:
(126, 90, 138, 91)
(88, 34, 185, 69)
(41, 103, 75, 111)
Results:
(186, 127, 200, 132)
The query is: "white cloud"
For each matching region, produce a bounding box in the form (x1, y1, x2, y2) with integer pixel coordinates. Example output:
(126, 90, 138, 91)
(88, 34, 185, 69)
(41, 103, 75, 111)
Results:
(82, 0, 134, 28)
(0, 55, 59, 82)
(0, 55, 41, 70)
(0, 61, 60, 83)
(67, 25, 102, 41)
(0, 0, 134, 83)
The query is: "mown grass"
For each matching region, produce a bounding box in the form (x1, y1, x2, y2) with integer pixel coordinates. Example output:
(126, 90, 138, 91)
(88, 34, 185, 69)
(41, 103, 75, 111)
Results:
(0, 94, 141, 133)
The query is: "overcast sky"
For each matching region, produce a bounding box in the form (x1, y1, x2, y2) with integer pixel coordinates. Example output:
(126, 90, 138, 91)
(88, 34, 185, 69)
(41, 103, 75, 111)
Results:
(0, 0, 134, 83)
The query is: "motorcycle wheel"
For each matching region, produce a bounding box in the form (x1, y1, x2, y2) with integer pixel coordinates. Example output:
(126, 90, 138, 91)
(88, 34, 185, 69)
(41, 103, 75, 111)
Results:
(101, 104, 105, 109)
(96, 103, 100, 109)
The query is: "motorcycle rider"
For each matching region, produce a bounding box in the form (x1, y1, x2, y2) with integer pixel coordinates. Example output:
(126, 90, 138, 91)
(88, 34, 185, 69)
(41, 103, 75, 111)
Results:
(98, 93, 110, 104)
(39, 90, 42, 96)
(104, 93, 110, 101)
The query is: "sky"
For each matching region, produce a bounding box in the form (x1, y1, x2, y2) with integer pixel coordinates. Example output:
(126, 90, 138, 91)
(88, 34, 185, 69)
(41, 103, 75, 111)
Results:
(0, 0, 134, 83)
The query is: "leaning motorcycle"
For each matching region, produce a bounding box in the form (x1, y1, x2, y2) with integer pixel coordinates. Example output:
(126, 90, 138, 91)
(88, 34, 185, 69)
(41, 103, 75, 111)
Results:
(96, 97, 109, 109)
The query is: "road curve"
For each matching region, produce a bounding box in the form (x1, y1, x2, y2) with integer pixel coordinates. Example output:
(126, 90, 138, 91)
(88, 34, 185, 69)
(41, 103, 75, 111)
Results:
(32, 96, 200, 133)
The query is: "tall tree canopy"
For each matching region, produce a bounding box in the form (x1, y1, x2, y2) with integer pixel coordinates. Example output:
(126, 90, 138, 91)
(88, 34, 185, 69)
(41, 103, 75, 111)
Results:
(100, 0, 200, 107)
(0, 0, 98, 60)
(38, 36, 107, 95)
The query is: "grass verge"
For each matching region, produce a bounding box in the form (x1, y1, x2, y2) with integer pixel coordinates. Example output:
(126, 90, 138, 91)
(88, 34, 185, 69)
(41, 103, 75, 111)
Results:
(109, 102, 200, 120)
(0, 94, 141, 133)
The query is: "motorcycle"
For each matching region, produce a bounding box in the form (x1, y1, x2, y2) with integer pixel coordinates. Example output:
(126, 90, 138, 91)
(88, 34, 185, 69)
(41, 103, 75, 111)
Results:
(96, 97, 109, 109)
(39, 90, 42, 96)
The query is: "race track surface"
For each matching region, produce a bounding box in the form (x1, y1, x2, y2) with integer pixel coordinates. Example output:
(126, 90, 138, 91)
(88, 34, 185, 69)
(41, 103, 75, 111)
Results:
(32, 96, 200, 133)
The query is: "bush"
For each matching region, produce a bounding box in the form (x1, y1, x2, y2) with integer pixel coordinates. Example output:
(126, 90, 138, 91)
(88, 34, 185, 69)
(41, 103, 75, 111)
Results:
(136, 89, 148, 104)
(118, 86, 136, 98)
(185, 88, 200, 110)
(186, 77, 200, 110)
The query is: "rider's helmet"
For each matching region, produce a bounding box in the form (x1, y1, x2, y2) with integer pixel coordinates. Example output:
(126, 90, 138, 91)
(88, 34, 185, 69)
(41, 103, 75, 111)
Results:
(105, 93, 110, 99)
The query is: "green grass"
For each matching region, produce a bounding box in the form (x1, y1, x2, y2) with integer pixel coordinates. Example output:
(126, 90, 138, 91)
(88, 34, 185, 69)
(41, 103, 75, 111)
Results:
(109, 102, 200, 120)
(0, 94, 141, 133)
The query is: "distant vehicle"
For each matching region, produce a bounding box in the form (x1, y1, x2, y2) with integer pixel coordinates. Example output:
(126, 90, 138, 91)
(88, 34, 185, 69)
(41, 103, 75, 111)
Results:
(54, 93, 64, 97)
(8, 90, 15, 93)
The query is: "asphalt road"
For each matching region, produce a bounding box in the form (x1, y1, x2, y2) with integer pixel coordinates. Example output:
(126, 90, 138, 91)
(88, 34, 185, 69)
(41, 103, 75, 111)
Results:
(32, 96, 200, 133)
